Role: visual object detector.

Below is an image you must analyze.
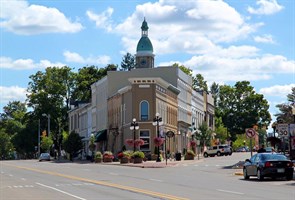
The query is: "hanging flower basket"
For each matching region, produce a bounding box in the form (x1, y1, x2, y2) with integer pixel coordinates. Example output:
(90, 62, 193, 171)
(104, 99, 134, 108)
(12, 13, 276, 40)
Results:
(154, 137, 164, 147)
(134, 139, 145, 147)
(125, 139, 134, 147)
(190, 140, 197, 147)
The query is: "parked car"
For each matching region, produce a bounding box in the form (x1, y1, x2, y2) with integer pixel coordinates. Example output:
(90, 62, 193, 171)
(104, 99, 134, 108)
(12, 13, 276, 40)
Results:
(236, 146, 249, 152)
(203, 144, 232, 157)
(243, 153, 294, 181)
(39, 153, 50, 161)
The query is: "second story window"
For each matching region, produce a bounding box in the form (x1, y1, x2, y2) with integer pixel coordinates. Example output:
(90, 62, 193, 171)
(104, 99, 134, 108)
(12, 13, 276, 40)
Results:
(140, 100, 149, 121)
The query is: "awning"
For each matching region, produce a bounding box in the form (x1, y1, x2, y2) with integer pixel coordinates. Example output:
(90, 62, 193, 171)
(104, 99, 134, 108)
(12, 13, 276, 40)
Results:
(95, 129, 107, 142)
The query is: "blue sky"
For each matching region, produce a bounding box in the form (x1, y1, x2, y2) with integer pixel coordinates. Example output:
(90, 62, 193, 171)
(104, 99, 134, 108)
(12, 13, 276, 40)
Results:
(1, 0, 294, 130)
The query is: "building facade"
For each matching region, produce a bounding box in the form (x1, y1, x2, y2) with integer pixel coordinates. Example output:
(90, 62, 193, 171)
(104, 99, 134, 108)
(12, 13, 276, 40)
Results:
(68, 19, 215, 158)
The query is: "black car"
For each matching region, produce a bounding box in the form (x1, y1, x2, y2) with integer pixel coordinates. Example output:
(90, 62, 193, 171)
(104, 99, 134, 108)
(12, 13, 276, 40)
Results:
(243, 153, 294, 181)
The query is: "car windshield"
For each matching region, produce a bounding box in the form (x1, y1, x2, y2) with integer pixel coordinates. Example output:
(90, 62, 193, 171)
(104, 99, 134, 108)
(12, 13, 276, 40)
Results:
(260, 154, 287, 161)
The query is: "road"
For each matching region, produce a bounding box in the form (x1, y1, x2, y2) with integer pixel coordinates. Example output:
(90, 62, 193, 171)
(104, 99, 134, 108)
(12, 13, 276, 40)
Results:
(1, 152, 294, 200)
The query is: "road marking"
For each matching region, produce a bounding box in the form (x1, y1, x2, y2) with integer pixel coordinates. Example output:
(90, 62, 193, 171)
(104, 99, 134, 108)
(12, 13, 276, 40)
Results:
(36, 182, 86, 200)
(149, 178, 163, 182)
(109, 172, 118, 176)
(217, 189, 244, 195)
(5, 163, 189, 200)
(21, 178, 26, 181)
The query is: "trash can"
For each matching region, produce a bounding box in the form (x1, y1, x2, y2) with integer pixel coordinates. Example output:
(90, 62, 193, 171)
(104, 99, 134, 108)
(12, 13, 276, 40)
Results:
(175, 152, 181, 161)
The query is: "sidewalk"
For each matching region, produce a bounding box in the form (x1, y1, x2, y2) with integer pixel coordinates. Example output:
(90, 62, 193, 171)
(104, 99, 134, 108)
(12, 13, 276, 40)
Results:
(96, 157, 204, 168)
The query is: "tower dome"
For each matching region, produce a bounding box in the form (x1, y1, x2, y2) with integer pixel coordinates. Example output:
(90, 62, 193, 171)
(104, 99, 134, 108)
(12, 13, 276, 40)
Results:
(136, 18, 153, 54)
(135, 18, 155, 69)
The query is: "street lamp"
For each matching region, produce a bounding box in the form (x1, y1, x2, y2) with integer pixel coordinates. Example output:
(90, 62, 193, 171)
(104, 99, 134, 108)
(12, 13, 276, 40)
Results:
(42, 113, 50, 136)
(130, 118, 139, 152)
(153, 113, 163, 162)
(38, 119, 41, 157)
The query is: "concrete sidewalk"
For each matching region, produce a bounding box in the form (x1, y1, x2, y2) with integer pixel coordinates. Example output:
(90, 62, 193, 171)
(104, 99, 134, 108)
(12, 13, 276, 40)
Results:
(96, 158, 204, 168)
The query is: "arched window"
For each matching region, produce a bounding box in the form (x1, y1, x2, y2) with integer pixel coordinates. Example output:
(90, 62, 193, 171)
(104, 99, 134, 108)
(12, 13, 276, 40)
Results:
(140, 101, 149, 121)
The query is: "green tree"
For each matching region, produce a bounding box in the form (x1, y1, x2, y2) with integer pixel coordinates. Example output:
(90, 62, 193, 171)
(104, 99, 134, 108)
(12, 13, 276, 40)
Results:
(172, 63, 193, 76)
(195, 122, 213, 148)
(210, 82, 219, 106)
(121, 53, 135, 71)
(40, 135, 53, 153)
(0, 131, 14, 159)
(193, 74, 208, 92)
(63, 132, 83, 161)
(216, 81, 271, 141)
(274, 87, 295, 123)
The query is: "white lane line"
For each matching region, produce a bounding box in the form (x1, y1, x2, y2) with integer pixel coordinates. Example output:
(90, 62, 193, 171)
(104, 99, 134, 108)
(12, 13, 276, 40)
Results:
(217, 189, 244, 195)
(149, 178, 163, 182)
(36, 182, 86, 200)
(21, 178, 26, 181)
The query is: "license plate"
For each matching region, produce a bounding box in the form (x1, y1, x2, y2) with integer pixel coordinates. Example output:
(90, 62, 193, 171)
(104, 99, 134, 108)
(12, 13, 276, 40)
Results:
(277, 168, 285, 173)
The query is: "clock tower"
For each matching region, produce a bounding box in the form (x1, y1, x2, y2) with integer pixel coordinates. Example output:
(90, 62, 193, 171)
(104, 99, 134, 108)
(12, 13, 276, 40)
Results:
(136, 18, 154, 69)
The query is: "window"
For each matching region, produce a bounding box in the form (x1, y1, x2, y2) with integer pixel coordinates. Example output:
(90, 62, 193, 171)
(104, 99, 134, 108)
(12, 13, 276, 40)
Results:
(139, 130, 150, 152)
(140, 101, 149, 121)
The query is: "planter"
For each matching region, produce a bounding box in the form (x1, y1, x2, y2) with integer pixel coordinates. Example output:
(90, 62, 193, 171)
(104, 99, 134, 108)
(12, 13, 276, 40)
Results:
(120, 157, 129, 164)
(103, 157, 113, 163)
(133, 157, 143, 164)
(184, 154, 194, 160)
(151, 154, 158, 160)
(95, 158, 102, 163)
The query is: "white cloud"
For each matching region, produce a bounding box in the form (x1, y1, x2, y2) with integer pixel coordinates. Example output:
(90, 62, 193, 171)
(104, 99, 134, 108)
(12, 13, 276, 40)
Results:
(86, 7, 114, 32)
(92, 1, 260, 55)
(63, 51, 111, 65)
(254, 34, 275, 44)
(0, 57, 65, 70)
(0, 0, 83, 35)
(259, 84, 295, 97)
(247, 0, 283, 15)
(0, 86, 27, 105)
(180, 51, 294, 84)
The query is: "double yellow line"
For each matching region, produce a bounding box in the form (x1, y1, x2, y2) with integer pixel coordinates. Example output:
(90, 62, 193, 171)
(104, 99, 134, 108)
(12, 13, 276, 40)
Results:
(4, 163, 189, 200)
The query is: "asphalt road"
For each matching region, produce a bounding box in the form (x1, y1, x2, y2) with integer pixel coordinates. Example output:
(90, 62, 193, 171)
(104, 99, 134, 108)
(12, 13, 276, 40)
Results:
(1, 152, 294, 200)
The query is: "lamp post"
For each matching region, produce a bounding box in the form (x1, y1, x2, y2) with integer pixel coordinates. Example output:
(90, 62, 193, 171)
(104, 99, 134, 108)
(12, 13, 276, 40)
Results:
(153, 113, 163, 162)
(130, 118, 139, 152)
(42, 113, 50, 136)
(38, 119, 41, 157)
(90, 133, 95, 162)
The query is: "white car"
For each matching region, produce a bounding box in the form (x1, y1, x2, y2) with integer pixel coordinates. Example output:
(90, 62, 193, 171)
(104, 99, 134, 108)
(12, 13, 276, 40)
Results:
(203, 145, 232, 157)
(39, 153, 50, 161)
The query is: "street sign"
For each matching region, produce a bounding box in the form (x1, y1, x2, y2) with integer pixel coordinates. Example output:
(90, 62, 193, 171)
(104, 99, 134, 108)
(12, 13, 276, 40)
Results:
(277, 124, 289, 137)
(246, 128, 256, 138)
(166, 131, 175, 138)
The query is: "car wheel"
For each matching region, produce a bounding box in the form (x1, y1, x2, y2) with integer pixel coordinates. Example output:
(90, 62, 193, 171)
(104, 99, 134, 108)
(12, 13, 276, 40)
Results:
(257, 169, 264, 181)
(243, 168, 249, 180)
(217, 151, 221, 156)
(204, 152, 208, 158)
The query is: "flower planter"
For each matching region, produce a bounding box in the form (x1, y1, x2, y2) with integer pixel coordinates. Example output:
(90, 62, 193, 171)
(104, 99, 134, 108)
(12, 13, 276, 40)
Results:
(133, 157, 143, 164)
(184, 154, 194, 160)
(103, 157, 113, 162)
(120, 157, 129, 164)
(95, 158, 102, 163)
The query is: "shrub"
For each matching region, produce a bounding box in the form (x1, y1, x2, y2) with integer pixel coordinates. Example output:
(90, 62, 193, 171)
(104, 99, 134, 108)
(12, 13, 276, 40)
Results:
(95, 151, 102, 159)
(132, 151, 145, 159)
(186, 149, 195, 156)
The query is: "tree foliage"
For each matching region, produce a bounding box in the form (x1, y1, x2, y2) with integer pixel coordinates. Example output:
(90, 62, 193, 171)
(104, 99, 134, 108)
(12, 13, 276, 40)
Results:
(216, 81, 271, 141)
(63, 132, 83, 161)
(121, 53, 135, 71)
(193, 74, 208, 92)
(40, 136, 53, 153)
(0, 131, 14, 159)
(172, 63, 193, 76)
(274, 87, 295, 123)
(195, 122, 213, 147)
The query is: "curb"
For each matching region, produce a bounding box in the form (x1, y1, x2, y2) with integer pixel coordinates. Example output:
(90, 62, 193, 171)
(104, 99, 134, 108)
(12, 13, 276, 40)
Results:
(234, 171, 243, 176)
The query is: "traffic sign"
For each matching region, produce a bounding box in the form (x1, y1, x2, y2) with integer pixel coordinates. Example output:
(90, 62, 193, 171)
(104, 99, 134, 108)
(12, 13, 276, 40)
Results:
(277, 124, 289, 137)
(246, 128, 256, 138)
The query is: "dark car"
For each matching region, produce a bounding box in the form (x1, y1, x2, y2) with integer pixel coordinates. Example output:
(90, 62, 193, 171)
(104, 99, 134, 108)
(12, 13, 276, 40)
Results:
(243, 153, 294, 181)
(39, 153, 50, 161)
